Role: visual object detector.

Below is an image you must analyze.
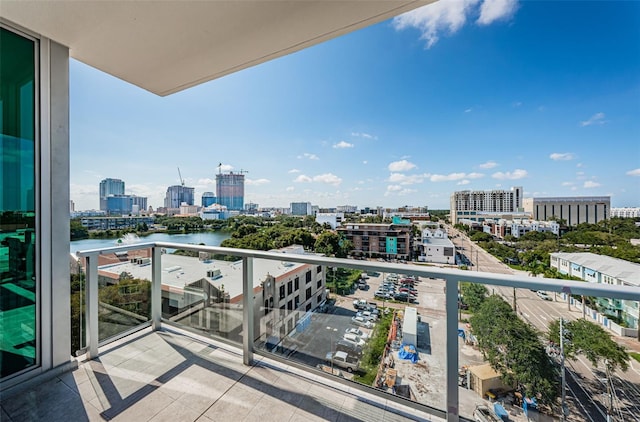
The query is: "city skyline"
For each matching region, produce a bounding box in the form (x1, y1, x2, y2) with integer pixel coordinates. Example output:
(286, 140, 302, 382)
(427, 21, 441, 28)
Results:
(70, 1, 640, 211)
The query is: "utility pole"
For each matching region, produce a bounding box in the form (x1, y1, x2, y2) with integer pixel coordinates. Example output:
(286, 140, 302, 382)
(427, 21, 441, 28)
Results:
(560, 318, 568, 421)
(605, 360, 612, 422)
(513, 288, 517, 312)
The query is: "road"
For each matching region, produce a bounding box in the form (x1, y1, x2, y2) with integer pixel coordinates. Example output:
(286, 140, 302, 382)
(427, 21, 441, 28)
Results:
(447, 225, 640, 422)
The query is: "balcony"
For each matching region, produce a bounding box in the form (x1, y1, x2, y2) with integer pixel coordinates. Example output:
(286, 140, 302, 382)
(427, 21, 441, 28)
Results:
(3, 241, 639, 422)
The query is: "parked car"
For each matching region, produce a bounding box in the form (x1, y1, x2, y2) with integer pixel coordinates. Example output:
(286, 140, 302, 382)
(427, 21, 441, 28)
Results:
(394, 292, 415, 302)
(345, 327, 369, 340)
(335, 340, 363, 357)
(342, 333, 366, 347)
(537, 291, 552, 301)
(325, 351, 359, 372)
(356, 310, 376, 321)
(374, 291, 392, 300)
(353, 299, 367, 310)
(351, 316, 373, 328)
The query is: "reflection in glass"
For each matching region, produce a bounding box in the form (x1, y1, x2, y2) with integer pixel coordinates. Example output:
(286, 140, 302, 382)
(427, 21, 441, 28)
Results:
(0, 27, 37, 378)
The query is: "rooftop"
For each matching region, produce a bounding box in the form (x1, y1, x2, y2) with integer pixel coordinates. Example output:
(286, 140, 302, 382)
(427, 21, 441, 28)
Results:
(551, 252, 640, 286)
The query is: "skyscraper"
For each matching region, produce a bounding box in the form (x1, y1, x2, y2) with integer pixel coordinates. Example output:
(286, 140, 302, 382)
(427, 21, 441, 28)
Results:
(164, 185, 194, 208)
(202, 191, 216, 207)
(450, 186, 523, 225)
(99, 178, 125, 211)
(216, 172, 244, 210)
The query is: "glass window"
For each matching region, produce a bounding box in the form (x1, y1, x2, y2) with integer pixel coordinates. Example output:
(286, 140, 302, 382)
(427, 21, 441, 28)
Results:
(0, 26, 37, 378)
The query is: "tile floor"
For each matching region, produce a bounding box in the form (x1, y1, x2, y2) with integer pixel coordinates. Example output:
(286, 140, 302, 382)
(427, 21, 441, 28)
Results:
(1, 329, 444, 421)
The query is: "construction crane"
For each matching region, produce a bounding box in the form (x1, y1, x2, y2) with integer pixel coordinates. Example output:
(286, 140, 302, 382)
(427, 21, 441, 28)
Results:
(177, 167, 185, 186)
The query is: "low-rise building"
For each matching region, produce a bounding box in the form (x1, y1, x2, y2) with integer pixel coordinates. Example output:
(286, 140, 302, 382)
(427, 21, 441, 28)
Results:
(80, 216, 155, 231)
(550, 252, 639, 329)
(315, 212, 344, 229)
(482, 219, 559, 239)
(417, 227, 456, 264)
(611, 207, 640, 218)
(337, 217, 413, 260)
(95, 245, 326, 344)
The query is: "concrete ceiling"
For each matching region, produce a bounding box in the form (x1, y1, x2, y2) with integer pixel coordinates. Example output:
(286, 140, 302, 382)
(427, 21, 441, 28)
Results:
(1, 1, 432, 96)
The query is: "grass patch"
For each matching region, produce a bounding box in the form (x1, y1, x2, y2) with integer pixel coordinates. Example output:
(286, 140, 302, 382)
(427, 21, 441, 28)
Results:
(353, 311, 393, 385)
(630, 352, 640, 364)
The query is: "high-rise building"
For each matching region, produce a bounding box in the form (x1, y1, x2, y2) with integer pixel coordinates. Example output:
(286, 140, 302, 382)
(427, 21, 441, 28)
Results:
(131, 195, 147, 211)
(106, 194, 133, 215)
(450, 186, 523, 225)
(290, 202, 312, 216)
(202, 192, 216, 207)
(164, 185, 195, 208)
(99, 178, 125, 211)
(216, 172, 244, 210)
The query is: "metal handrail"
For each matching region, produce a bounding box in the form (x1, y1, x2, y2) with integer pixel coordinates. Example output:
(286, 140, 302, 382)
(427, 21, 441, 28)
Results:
(76, 241, 640, 422)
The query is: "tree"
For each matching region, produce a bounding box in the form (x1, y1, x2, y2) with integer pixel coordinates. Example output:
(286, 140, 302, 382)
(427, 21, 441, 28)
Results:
(548, 318, 629, 372)
(70, 219, 89, 240)
(470, 231, 493, 242)
(459, 282, 488, 312)
(471, 295, 558, 404)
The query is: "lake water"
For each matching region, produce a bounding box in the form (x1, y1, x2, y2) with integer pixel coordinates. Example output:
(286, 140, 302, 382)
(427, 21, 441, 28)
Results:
(70, 231, 230, 253)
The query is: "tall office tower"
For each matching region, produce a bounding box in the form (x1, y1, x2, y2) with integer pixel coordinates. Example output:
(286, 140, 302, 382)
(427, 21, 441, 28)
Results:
(450, 186, 523, 225)
(99, 178, 125, 211)
(164, 185, 195, 208)
(216, 172, 244, 210)
(131, 195, 147, 211)
(202, 191, 216, 207)
(290, 202, 312, 216)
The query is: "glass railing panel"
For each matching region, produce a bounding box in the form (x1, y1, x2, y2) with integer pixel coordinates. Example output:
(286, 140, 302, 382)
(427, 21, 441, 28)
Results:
(95, 250, 152, 342)
(254, 262, 446, 413)
(70, 259, 86, 355)
(457, 284, 640, 422)
(159, 247, 243, 346)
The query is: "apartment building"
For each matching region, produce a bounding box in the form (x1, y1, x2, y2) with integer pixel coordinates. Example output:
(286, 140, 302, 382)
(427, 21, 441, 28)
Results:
(611, 207, 640, 218)
(523, 196, 610, 226)
(483, 219, 560, 239)
(290, 202, 313, 216)
(450, 186, 523, 225)
(337, 219, 413, 260)
(95, 245, 325, 344)
(417, 227, 456, 264)
(550, 252, 639, 329)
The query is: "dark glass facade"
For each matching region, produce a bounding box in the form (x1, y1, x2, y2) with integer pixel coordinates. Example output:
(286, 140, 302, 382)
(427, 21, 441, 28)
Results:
(0, 27, 37, 378)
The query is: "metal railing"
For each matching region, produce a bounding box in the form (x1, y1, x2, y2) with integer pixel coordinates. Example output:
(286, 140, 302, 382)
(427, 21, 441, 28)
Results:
(77, 241, 640, 422)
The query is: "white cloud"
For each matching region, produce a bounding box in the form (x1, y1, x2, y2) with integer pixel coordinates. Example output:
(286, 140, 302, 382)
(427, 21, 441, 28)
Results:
(388, 160, 417, 172)
(362, 160, 368, 165)
(294, 175, 312, 183)
(550, 152, 575, 161)
(313, 173, 342, 186)
(285, 186, 295, 192)
(477, 0, 519, 25)
(457, 180, 470, 185)
(561, 182, 574, 186)
(392, 0, 517, 48)
(467, 172, 484, 179)
(464, 108, 473, 113)
(576, 163, 583, 168)
(626, 168, 640, 176)
(297, 153, 319, 160)
(388, 172, 431, 185)
(288, 168, 300, 174)
(430, 172, 466, 182)
(512, 101, 522, 108)
(478, 161, 497, 169)
(384, 185, 417, 197)
(197, 178, 215, 185)
(387, 185, 403, 192)
(245, 178, 270, 186)
(580, 112, 607, 127)
(398, 188, 418, 196)
(492, 169, 528, 180)
(333, 141, 354, 149)
(351, 132, 378, 140)
(219, 163, 234, 172)
(584, 181, 601, 188)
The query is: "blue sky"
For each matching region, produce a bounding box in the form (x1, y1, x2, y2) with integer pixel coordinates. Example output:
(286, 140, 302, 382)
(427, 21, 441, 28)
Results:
(70, 0, 640, 211)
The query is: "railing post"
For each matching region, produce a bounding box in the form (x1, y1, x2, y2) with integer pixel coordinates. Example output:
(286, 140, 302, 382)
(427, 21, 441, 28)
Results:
(151, 246, 162, 331)
(445, 278, 460, 422)
(85, 254, 99, 359)
(242, 256, 254, 365)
